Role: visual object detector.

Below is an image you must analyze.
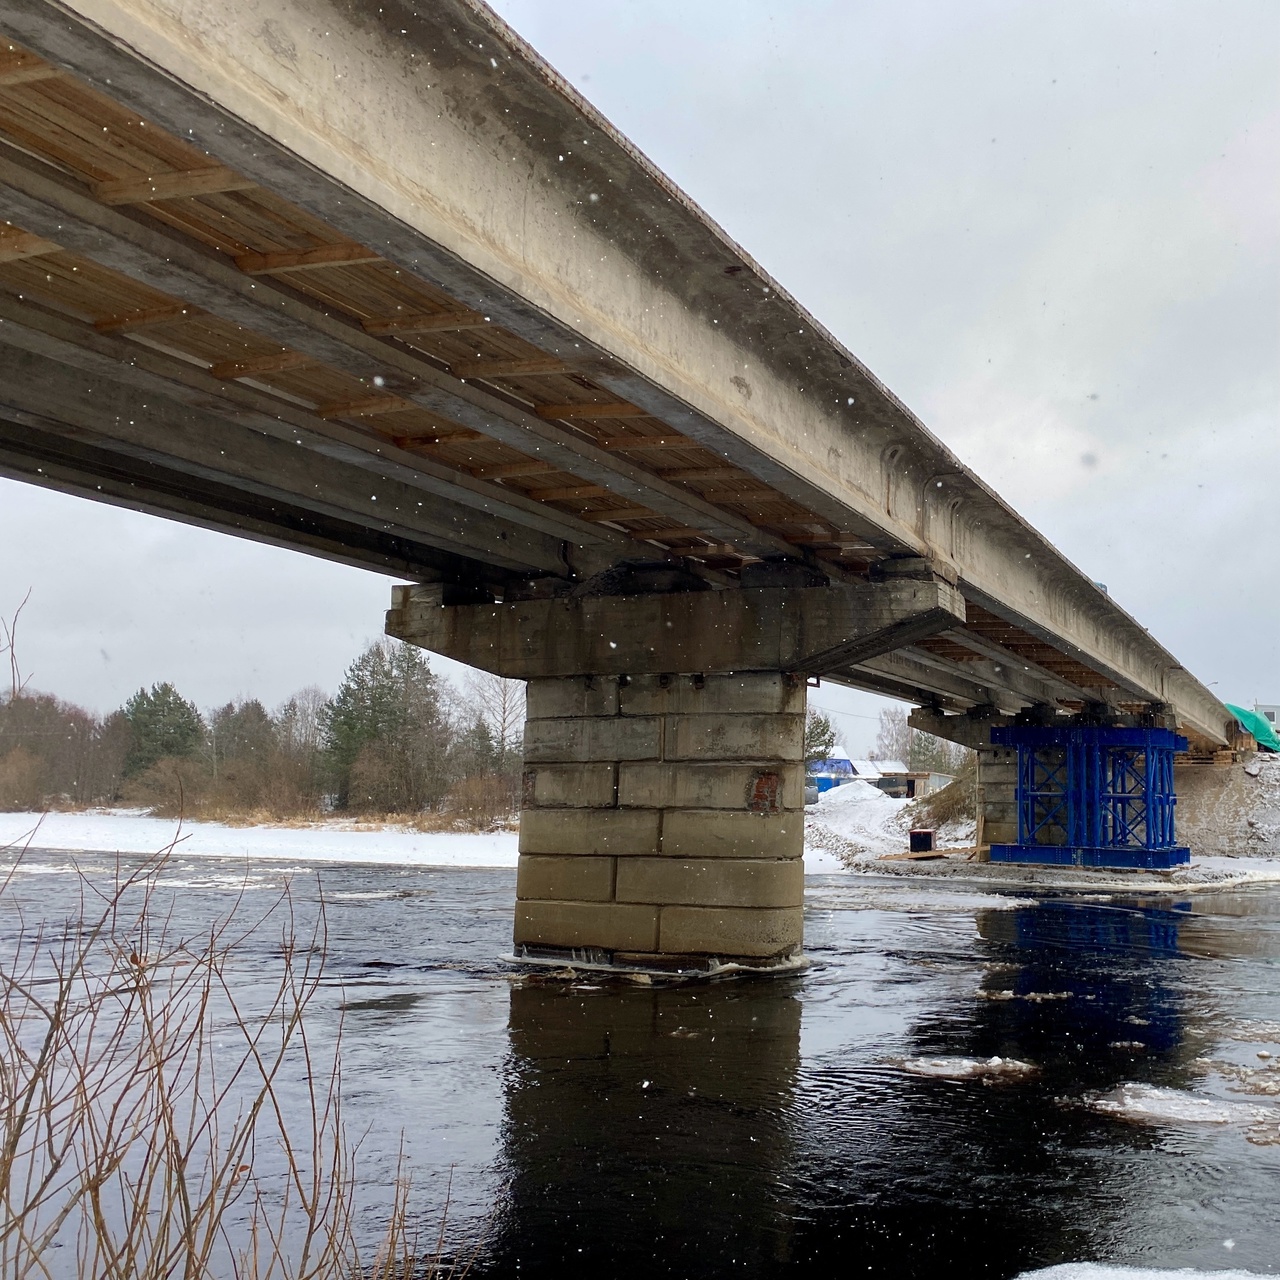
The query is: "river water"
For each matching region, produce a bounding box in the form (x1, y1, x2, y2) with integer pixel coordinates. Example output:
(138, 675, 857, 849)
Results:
(3, 851, 1279, 1279)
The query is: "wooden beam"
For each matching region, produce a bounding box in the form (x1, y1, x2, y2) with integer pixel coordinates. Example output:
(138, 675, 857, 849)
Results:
(363, 310, 488, 336)
(0, 51, 62, 86)
(597, 436, 695, 450)
(93, 166, 257, 205)
(695, 488, 778, 502)
(629, 526, 704, 542)
(672, 543, 741, 558)
(452, 356, 568, 379)
(236, 244, 382, 275)
(93, 303, 198, 333)
(579, 506, 654, 523)
(787, 532, 877, 548)
(535, 402, 646, 420)
(537, 484, 610, 501)
(472, 461, 556, 479)
(390, 431, 484, 449)
(317, 396, 415, 420)
(658, 467, 745, 482)
(0, 228, 60, 262)
(208, 351, 313, 380)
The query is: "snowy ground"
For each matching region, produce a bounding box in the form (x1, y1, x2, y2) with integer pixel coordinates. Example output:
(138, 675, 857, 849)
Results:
(0, 809, 520, 868)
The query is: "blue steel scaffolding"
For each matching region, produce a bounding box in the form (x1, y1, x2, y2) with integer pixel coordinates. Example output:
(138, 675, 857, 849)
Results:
(988, 724, 1190, 870)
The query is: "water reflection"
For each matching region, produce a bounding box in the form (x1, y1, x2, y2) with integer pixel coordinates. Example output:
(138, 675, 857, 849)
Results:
(975, 899, 1193, 1071)
(484, 977, 802, 1278)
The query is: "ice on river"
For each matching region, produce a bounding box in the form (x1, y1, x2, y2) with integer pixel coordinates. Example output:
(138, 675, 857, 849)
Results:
(1081, 1082, 1276, 1127)
(1019, 1267, 1266, 1279)
(898, 1054, 1037, 1080)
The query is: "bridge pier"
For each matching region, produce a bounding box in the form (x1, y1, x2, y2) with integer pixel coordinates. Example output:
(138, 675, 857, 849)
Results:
(388, 572, 964, 970)
(517, 671, 806, 970)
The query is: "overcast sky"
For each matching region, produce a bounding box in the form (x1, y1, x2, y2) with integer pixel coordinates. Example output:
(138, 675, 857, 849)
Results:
(1, 0, 1276, 752)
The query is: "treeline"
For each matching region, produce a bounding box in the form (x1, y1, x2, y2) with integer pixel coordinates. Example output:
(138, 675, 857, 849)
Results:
(0, 639, 524, 825)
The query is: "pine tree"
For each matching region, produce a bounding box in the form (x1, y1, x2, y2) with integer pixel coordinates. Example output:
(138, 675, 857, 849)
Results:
(803, 709, 837, 766)
(121, 683, 203, 777)
(321, 640, 449, 811)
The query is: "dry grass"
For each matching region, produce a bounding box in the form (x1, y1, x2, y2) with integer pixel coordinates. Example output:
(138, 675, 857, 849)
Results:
(913, 756, 977, 830)
(0, 828, 475, 1278)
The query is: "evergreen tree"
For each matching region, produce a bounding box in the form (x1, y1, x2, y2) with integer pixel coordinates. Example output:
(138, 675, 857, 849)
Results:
(208, 699, 275, 773)
(803, 709, 837, 766)
(121, 683, 203, 777)
(321, 640, 449, 811)
(452, 715, 502, 779)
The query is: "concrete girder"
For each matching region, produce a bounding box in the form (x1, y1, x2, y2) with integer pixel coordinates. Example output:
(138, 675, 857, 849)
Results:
(853, 651, 1025, 717)
(386, 579, 965, 681)
(0, 143, 796, 562)
(901, 642, 1081, 711)
(961, 584, 1230, 745)
(939, 628, 1112, 706)
(821, 667, 978, 715)
(0, 418, 494, 583)
(0, 294, 633, 563)
(0, 341, 574, 576)
(908, 707, 1015, 752)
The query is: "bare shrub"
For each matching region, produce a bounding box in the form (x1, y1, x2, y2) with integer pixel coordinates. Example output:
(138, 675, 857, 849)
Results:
(121, 754, 212, 817)
(914, 755, 977, 829)
(0, 745, 45, 811)
(0, 837, 467, 1278)
(444, 774, 519, 831)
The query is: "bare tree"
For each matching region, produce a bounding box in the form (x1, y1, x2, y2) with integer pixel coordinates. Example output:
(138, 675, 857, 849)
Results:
(871, 705, 971, 774)
(0, 589, 32, 702)
(465, 670, 526, 753)
(871, 706, 913, 764)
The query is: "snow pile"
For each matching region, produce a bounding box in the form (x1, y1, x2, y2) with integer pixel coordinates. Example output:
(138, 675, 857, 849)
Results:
(0, 809, 519, 868)
(804, 780, 911, 865)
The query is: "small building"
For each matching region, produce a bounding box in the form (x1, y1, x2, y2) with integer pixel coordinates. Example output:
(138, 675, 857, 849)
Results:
(808, 746, 856, 793)
(1257, 704, 1280, 729)
(807, 754, 954, 799)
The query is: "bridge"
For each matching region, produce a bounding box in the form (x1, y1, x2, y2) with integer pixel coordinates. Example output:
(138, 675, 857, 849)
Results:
(0, 0, 1233, 970)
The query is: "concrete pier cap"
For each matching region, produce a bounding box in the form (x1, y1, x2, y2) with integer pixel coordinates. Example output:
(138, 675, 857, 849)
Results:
(388, 574, 965, 974)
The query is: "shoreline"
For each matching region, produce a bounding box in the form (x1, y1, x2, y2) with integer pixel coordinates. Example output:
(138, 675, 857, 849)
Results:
(3, 808, 1279, 894)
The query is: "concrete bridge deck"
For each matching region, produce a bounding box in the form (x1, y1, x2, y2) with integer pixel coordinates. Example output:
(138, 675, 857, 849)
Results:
(0, 0, 1233, 967)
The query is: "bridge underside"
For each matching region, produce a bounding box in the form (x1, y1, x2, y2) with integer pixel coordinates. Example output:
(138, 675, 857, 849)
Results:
(0, 3, 1234, 965)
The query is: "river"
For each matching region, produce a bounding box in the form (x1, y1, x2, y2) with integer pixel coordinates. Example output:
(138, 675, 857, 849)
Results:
(3, 851, 1278, 1278)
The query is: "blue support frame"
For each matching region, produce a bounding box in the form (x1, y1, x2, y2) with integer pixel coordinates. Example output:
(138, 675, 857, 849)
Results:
(989, 725, 1190, 869)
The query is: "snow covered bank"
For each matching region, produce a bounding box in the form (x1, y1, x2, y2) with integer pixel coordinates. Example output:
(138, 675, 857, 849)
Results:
(5, 794, 1280, 892)
(0, 809, 520, 868)
(804, 778, 974, 864)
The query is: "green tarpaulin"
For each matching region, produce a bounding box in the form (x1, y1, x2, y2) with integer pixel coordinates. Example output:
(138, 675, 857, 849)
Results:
(1226, 703, 1280, 753)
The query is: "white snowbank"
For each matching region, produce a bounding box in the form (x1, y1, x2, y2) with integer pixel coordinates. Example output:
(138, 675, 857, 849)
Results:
(1019, 1268, 1263, 1280)
(804, 780, 975, 868)
(0, 810, 519, 868)
(804, 780, 912, 862)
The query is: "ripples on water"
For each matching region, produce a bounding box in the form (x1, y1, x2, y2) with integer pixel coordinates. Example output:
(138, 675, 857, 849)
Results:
(2, 852, 1278, 1279)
